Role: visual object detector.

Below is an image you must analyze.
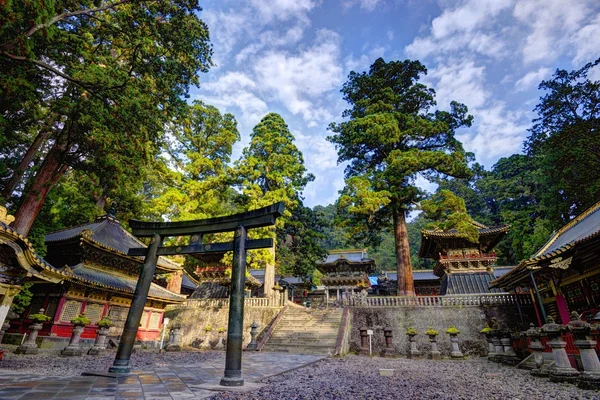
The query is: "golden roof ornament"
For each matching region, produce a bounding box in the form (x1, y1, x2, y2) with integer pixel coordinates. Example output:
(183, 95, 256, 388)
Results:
(0, 205, 15, 225)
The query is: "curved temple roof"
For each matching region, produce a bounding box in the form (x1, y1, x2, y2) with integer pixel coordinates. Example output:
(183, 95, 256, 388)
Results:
(45, 214, 181, 271)
(490, 200, 600, 289)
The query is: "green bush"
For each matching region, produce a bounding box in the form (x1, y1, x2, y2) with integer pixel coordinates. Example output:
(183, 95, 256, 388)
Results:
(29, 313, 50, 323)
(71, 313, 90, 326)
(446, 326, 460, 335)
(97, 317, 112, 328)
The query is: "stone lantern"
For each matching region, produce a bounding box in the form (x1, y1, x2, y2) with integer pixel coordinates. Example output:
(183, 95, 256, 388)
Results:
(15, 308, 48, 355)
(62, 313, 89, 356)
(524, 323, 546, 374)
(165, 324, 182, 352)
(566, 311, 600, 389)
(500, 329, 519, 365)
(542, 315, 579, 383)
(446, 326, 464, 359)
(425, 327, 441, 360)
(246, 321, 259, 350)
(382, 327, 397, 358)
(405, 328, 419, 359)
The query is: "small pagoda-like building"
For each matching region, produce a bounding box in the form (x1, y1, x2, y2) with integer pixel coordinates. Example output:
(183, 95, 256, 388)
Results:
(315, 249, 375, 304)
(189, 253, 262, 299)
(418, 221, 509, 295)
(8, 211, 186, 346)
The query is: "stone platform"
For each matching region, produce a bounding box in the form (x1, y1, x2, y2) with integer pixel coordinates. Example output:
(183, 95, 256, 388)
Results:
(0, 352, 324, 399)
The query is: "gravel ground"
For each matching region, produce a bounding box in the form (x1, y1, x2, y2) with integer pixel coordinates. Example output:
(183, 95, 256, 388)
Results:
(210, 356, 600, 400)
(0, 344, 221, 376)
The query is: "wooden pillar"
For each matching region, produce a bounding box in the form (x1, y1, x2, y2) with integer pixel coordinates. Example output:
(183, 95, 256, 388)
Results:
(263, 243, 275, 302)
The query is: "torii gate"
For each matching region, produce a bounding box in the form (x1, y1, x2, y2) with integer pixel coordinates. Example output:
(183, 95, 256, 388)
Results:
(108, 202, 284, 387)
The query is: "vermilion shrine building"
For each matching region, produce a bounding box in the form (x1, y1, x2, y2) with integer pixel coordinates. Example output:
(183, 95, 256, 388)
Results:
(6, 212, 186, 346)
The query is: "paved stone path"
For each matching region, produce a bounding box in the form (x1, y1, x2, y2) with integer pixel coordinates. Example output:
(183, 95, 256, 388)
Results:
(0, 352, 324, 399)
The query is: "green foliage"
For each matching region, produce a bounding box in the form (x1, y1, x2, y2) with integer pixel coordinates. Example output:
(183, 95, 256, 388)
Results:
(526, 58, 600, 225)
(425, 326, 439, 336)
(480, 325, 492, 334)
(204, 324, 212, 332)
(277, 205, 328, 282)
(421, 189, 479, 243)
(29, 312, 51, 323)
(10, 283, 33, 316)
(234, 113, 317, 272)
(406, 327, 418, 335)
(328, 58, 473, 291)
(71, 313, 90, 326)
(1, 0, 213, 236)
(97, 317, 112, 328)
(217, 327, 226, 333)
(446, 326, 460, 335)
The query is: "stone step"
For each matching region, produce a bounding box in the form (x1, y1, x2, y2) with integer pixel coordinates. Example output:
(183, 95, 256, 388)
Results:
(261, 344, 335, 354)
(273, 327, 339, 333)
(266, 339, 337, 346)
(270, 332, 338, 338)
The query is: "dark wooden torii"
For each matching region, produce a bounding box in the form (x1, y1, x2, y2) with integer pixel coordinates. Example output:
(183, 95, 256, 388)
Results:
(108, 202, 284, 387)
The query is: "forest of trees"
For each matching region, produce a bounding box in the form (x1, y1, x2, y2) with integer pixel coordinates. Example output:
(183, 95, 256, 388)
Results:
(2, 3, 599, 293)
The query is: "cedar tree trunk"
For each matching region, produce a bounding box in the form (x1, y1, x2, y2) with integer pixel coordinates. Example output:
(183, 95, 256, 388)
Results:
(393, 208, 414, 296)
(1, 129, 50, 200)
(12, 143, 68, 236)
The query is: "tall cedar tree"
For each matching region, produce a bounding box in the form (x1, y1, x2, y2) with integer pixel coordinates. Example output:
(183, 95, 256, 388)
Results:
(525, 58, 600, 224)
(328, 58, 473, 295)
(147, 100, 240, 222)
(235, 113, 317, 272)
(0, 1, 212, 236)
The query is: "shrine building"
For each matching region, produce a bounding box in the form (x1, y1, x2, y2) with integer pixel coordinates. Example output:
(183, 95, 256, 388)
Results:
(491, 200, 600, 325)
(6, 211, 186, 347)
(418, 221, 510, 295)
(315, 249, 375, 304)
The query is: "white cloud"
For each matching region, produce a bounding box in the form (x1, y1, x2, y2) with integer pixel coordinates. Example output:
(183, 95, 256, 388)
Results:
(428, 60, 489, 110)
(342, 0, 384, 12)
(250, 0, 318, 23)
(458, 102, 530, 163)
(572, 14, 600, 65)
(405, 0, 512, 59)
(513, 0, 589, 64)
(514, 67, 552, 92)
(252, 29, 344, 124)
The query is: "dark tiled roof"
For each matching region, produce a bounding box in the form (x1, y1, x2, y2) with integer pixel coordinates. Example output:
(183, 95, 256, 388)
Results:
(383, 270, 439, 281)
(317, 249, 372, 265)
(492, 267, 514, 278)
(441, 272, 503, 295)
(45, 215, 180, 271)
(533, 201, 600, 259)
(68, 263, 185, 302)
(182, 271, 199, 291)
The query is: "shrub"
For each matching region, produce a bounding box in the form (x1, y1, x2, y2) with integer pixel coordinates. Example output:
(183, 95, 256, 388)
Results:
(28, 312, 50, 323)
(97, 317, 112, 328)
(406, 327, 418, 335)
(446, 326, 460, 335)
(71, 313, 90, 326)
(425, 326, 439, 336)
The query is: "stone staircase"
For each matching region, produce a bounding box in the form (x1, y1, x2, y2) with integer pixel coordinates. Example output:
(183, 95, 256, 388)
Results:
(261, 308, 343, 355)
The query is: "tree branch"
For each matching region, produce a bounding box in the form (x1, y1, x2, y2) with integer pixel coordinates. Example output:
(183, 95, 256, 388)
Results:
(17, 1, 130, 44)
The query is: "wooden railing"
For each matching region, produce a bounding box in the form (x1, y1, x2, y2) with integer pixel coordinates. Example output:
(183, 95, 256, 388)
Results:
(347, 293, 532, 307)
(175, 297, 280, 309)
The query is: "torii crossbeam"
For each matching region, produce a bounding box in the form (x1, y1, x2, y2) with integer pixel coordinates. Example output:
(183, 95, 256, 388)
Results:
(108, 202, 284, 387)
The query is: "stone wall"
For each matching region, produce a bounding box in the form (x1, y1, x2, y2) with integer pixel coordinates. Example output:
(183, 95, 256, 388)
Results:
(165, 305, 281, 348)
(349, 304, 535, 357)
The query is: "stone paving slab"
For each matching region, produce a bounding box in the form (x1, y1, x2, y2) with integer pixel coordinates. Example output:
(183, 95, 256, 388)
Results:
(0, 353, 324, 400)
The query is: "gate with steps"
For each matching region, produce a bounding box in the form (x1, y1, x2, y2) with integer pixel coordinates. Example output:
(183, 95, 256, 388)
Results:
(260, 308, 344, 355)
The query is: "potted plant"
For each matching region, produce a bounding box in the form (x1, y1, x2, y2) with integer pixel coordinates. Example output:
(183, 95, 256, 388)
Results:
(216, 327, 226, 350)
(71, 313, 90, 327)
(405, 327, 419, 359)
(425, 326, 441, 360)
(406, 327, 418, 337)
(445, 326, 460, 337)
(425, 326, 439, 340)
(446, 326, 463, 359)
(62, 313, 89, 356)
(15, 308, 49, 354)
(89, 317, 112, 355)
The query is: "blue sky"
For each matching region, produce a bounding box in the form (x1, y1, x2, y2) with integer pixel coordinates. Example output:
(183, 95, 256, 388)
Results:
(190, 0, 600, 208)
